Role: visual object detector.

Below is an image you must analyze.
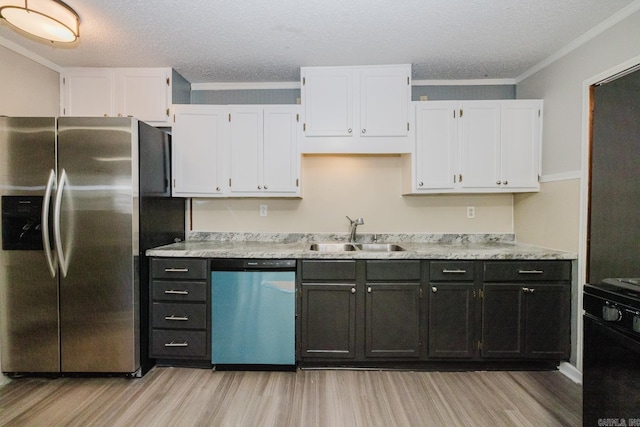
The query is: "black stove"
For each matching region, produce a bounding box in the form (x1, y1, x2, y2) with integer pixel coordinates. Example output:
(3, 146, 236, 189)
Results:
(583, 278, 640, 426)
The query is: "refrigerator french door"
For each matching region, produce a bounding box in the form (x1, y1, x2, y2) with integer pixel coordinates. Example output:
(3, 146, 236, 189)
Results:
(1, 117, 184, 375)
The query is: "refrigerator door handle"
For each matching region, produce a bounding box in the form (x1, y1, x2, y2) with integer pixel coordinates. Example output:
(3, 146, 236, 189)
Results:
(42, 169, 58, 278)
(54, 169, 69, 278)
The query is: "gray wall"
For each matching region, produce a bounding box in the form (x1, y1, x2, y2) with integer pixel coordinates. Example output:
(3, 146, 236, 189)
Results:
(190, 85, 516, 105)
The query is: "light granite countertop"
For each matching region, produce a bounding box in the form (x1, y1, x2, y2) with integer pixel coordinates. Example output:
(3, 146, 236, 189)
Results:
(146, 232, 576, 260)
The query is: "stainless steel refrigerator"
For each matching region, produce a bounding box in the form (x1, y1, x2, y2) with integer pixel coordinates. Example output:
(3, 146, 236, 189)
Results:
(0, 117, 185, 376)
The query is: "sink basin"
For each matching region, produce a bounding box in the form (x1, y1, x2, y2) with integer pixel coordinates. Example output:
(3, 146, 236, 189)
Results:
(354, 243, 406, 252)
(309, 243, 357, 252)
(308, 243, 406, 252)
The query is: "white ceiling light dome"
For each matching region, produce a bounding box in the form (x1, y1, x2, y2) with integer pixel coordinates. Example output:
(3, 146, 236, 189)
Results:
(0, 0, 79, 43)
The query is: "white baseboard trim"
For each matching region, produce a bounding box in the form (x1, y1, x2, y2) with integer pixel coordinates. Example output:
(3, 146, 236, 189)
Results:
(558, 361, 582, 384)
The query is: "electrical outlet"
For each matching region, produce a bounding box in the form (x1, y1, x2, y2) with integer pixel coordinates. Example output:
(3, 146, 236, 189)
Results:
(466, 206, 476, 219)
(260, 204, 268, 217)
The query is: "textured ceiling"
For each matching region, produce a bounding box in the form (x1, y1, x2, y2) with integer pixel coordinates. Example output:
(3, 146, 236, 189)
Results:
(0, 0, 637, 83)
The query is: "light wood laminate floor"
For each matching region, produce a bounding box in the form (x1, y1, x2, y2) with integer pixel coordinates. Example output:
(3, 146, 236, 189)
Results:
(0, 367, 581, 426)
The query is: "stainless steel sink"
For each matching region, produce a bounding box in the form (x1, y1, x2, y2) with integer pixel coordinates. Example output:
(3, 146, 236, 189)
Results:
(354, 243, 406, 252)
(309, 243, 406, 252)
(309, 243, 357, 252)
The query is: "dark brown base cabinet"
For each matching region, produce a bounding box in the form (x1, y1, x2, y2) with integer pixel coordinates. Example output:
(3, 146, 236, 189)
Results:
(299, 259, 571, 365)
(428, 261, 478, 359)
(149, 258, 211, 363)
(299, 260, 422, 362)
(481, 261, 571, 360)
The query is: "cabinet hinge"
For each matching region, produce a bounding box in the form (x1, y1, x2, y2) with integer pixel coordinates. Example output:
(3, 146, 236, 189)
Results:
(63, 77, 66, 85)
(296, 178, 299, 187)
(407, 122, 410, 131)
(63, 108, 66, 115)
(173, 114, 176, 123)
(228, 113, 231, 122)
(477, 341, 483, 351)
(459, 174, 463, 183)
(538, 174, 541, 182)
(303, 123, 306, 132)
(453, 110, 456, 118)
(479, 289, 484, 299)
(229, 178, 232, 187)
(407, 77, 410, 85)
(166, 108, 170, 117)
(173, 179, 176, 188)
(166, 77, 170, 86)
(296, 113, 299, 123)
(459, 109, 463, 118)
(538, 109, 541, 117)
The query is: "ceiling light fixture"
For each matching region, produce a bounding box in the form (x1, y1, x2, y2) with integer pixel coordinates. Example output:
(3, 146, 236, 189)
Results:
(0, 0, 79, 43)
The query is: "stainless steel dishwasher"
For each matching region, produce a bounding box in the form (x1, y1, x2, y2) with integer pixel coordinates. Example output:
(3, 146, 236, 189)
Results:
(210, 259, 296, 368)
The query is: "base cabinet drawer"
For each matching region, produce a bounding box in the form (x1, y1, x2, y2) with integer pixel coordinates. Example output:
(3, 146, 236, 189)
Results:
(151, 330, 208, 358)
(152, 303, 207, 329)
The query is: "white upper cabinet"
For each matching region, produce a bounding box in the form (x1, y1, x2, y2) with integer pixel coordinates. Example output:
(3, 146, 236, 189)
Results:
(404, 99, 542, 194)
(413, 101, 459, 191)
(172, 105, 301, 198)
(171, 105, 227, 197)
(262, 106, 301, 194)
(61, 68, 176, 126)
(499, 100, 542, 189)
(229, 105, 300, 197)
(459, 101, 502, 190)
(300, 64, 412, 153)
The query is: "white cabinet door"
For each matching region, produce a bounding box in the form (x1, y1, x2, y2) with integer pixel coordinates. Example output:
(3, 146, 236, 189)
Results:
(115, 68, 171, 124)
(61, 67, 172, 126)
(414, 101, 458, 191)
(263, 106, 300, 194)
(302, 67, 353, 137)
(229, 107, 263, 195)
(359, 67, 410, 137)
(61, 68, 113, 117)
(500, 100, 541, 190)
(172, 105, 227, 197)
(459, 101, 501, 189)
(300, 64, 412, 153)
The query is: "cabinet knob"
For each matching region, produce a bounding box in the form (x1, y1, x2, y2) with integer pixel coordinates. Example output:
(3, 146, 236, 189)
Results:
(351, 287, 356, 294)
(348, 128, 352, 134)
(103, 114, 109, 117)
(258, 185, 262, 190)
(361, 129, 366, 134)
(216, 187, 221, 192)
(117, 113, 123, 117)
(367, 287, 372, 293)
(503, 180, 508, 185)
(496, 181, 502, 185)
(431, 286, 438, 293)
(419, 182, 423, 187)
(264, 185, 268, 190)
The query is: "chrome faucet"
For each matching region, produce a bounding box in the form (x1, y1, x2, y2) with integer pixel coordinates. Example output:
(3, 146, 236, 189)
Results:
(346, 216, 364, 243)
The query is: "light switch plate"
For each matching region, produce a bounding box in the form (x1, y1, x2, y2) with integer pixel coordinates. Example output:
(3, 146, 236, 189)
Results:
(260, 204, 268, 217)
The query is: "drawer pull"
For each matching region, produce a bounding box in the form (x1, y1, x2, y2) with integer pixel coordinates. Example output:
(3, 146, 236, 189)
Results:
(164, 268, 189, 273)
(164, 290, 189, 295)
(165, 315, 189, 321)
(518, 270, 544, 274)
(442, 269, 467, 274)
(164, 341, 188, 347)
